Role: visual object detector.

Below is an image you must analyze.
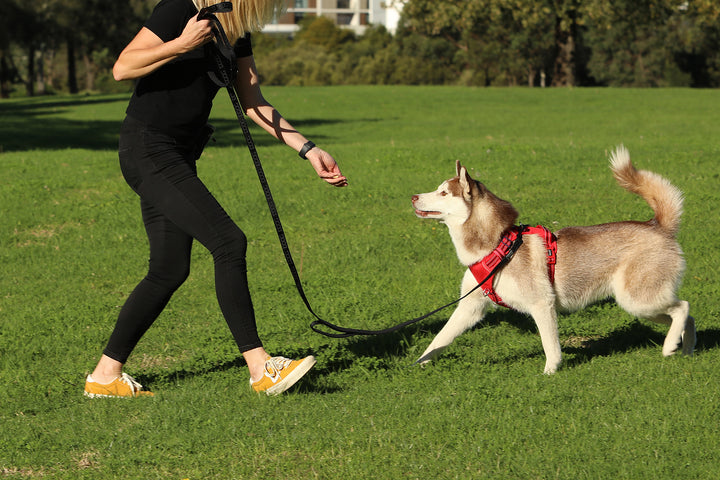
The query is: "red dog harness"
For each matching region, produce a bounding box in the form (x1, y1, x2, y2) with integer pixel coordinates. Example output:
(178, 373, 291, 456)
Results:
(469, 225, 557, 309)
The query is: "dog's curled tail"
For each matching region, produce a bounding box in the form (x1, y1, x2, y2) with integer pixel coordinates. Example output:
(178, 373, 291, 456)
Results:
(610, 145, 684, 237)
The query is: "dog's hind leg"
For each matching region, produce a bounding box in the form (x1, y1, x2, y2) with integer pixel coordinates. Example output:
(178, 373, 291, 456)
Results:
(416, 272, 491, 365)
(651, 300, 694, 357)
(528, 303, 563, 374)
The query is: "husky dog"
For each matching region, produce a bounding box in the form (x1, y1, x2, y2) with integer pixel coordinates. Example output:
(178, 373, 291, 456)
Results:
(411, 147, 695, 373)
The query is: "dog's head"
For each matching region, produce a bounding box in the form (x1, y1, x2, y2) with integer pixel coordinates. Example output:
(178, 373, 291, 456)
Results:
(412, 161, 519, 246)
(412, 161, 485, 224)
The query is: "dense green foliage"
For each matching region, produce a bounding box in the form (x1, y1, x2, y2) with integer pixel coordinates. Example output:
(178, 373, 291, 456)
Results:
(2, 0, 719, 96)
(0, 0, 154, 96)
(399, 0, 720, 87)
(1, 87, 720, 478)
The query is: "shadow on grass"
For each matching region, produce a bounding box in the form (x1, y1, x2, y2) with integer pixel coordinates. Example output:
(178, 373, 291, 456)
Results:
(694, 327, 720, 351)
(137, 315, 719, 393)
(136, 356, 248, 390)
(207, 117, 357, 150)
(0, 95, 127, 151)
(564, 323, 720, 368)
(0, 94, 374, 152)
(136, 316, 450, 394)
(296, 318, 451, 394)
(365, 304, 717, 371)
(487, 308, 716, 368)
(492, 309, 720, 368)
(562, 321, 666, 367)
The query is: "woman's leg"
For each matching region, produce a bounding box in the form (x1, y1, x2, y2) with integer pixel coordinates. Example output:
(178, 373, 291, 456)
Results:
(131, 161, 263, 353)
(93, 193, 269, 383)
(90, 123, 302, 391)
(108, 127, 262, 359)
(101, 199, 194, 365)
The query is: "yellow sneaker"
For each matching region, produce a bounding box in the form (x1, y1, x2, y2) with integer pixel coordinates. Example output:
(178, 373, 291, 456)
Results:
(250, 355, 316, 396)
(84, 373, 154, 398)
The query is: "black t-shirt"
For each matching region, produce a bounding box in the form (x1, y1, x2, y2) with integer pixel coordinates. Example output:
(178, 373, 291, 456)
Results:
(125, 0, 253, 136)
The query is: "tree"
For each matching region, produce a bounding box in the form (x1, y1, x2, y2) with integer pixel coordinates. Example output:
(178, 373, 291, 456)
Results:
(74, 0, 146, 91)
(0, 0, 149, 96)
(667, 0, 720, 86)
(0, 0, 46, 96)
(582, 0, 682, 86)
(549, 0, 580, 86)
(398, 0, 576, 86)
(0, 1, 24, 97)
(495, 0, 557, 86)
(295, 15, 356, 49)
(399, 0, 504, 85)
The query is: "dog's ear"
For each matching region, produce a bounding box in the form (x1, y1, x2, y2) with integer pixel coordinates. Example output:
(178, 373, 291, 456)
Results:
(455, 160, 462, 178)
(458, 164, 473, 201)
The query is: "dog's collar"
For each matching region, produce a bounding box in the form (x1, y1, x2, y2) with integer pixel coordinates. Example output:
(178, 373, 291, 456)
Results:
(469, 225, 557, 309)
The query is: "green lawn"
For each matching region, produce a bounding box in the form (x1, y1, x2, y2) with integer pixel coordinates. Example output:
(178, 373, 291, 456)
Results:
(1, 86, 719, 479)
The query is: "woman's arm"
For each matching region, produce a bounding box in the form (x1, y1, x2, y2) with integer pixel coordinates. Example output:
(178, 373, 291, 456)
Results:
(234, 56, 347, 187)
(234, 55, 307, 150)
(113, 15, 214, 81)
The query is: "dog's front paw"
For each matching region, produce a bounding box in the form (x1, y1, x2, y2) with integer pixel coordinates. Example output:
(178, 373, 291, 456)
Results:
(543, 360, 561, 375)
(415, 347, 441, 366)
(414, 358, 431, 367)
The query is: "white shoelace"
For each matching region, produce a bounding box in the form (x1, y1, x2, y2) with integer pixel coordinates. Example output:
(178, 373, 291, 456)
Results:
(264, 356, 292, 382)
(119, 373, 143, 394)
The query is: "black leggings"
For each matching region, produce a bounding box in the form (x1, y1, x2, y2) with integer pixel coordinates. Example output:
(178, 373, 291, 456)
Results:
(103, 116, 262, 363)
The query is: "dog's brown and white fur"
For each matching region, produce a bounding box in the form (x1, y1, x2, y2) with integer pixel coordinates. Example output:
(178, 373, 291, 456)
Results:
(412, 147, 695, 373)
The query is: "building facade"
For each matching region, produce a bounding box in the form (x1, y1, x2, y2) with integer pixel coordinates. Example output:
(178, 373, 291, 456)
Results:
(263, 0, 404, 35)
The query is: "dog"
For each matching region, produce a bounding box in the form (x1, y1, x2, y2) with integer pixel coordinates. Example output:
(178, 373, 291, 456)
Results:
(411, 146, 695, 373)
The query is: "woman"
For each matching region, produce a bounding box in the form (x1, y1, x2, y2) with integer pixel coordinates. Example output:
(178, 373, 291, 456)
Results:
(84, 0, 347, 398)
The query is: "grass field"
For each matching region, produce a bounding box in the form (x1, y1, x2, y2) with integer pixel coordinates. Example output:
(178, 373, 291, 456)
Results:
(1, 86, 719, 479)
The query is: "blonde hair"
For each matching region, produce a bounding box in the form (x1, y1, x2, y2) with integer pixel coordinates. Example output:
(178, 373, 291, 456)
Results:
(191, 0, 286, 43)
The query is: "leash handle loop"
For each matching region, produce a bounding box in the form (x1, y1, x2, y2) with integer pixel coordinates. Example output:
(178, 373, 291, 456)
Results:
(198, 2, 233, 19)
(199, 3, 237, 87)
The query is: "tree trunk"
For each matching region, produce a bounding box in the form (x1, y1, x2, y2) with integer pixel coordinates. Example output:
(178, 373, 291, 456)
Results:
(45, 49, 56, 92)
(36, 46, 46, 95)
(83, 52, 96, 92)
(26, 45, 35, 96)
(0, 52, 10, 99)
(553, 33, 575, 86)
(67, 34, 79, 94)
(552, 10, 577, 87)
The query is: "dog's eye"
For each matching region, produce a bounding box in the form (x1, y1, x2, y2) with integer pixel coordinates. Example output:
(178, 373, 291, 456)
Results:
(440, 191, 447, 196)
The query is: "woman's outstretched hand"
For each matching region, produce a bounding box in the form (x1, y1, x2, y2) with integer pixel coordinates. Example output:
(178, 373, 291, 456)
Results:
(306, 148, 348, 187)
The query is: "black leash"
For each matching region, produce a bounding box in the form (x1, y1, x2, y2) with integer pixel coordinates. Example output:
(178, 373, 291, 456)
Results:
(200, 3, 523, 338)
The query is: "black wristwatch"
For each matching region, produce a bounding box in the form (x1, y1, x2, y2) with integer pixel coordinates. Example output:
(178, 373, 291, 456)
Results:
(298, 141, 316, 159)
